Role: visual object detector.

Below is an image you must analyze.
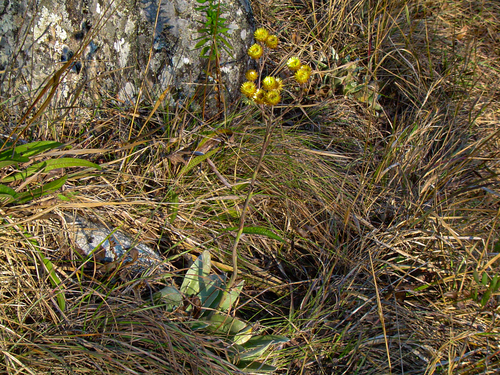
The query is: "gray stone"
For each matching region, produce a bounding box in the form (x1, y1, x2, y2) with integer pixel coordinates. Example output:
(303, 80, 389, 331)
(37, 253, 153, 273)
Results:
(0, 0, 254, 112)
(62, 212, 171, 275)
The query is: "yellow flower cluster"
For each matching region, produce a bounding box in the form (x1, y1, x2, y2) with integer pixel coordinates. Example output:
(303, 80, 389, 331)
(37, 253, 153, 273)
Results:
(242, 27, 283, 106)
(241, 74, 283, 106)
(286, 57, 312, 84)
(241, 28, 313, 105)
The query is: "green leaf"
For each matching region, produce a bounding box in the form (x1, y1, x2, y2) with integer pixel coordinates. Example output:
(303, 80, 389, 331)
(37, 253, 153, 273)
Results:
(206, 313, 248, 335)
(239, 335, 290, 361)
(14, 141, 64, 157)
(38, 251, 66, 311)
(481, 272, 489, 287)
(234, 324, 254, 345)
(473, 270, 481, 284)
(195, 39, 210, 49)
(199, 273, 225, 312)
(180, 250, 212, 296)
(2, 158, 100, 183)
(0, 160, 20, 169)
(219, 280, 244, 312)
(0, 184, 17, 197)
(14, 175, 68, 204)
(481, 289, 492, 307)
(0, 149, 29, 163)
(178, 148, 219, 177)
(223, 226, 285, 243)
(491, 275, 500, 292)
(167, 192, 179, 224)
(154, 286, 183, 310)
(1, 161, 46, 182)
(236, 361, 277, 373)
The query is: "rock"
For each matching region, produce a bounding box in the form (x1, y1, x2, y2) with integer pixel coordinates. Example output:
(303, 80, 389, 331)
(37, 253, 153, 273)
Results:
(0, 0, 254, 113)
(62, 213, 171, 276)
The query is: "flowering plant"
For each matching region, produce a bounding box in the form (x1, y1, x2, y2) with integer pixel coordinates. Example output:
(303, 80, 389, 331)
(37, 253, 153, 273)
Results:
(241, 28, 312, 106)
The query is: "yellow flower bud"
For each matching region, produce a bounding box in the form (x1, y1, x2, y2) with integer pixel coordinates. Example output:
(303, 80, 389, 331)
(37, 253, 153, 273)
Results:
(287, 57, 301, 71)
(262, 76, 278, 91)
(253, 89, 266, 104)
(265, 35, 278, 49)
(254, 28, 269, 42)
(241, 81, 257, 98)
(245, 69, 259, 81)
(248, 44, 264, 59)
(265, 90, 281, 106)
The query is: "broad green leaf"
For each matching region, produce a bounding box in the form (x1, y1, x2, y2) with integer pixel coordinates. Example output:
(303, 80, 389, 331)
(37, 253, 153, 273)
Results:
(0, 160, 20, 168)
(180, 250, 212, 296)
(234, 324, 254, 345)
(178, 148, 219, 177)
(0, 149, 29, 163)
(199, 273, 225, 312)
(2, 158, 100, 182)
(0, 184, 16, 197)
(219, 280, 244, 312)
(242, 335, 290, 348)
(223, 226, 285, 243)
(14, 175, 68, 204)
(238, 335, 290, 361)
(236, 361, 276, 373)
(14, 141, 63, 157)
(1, 161, 46, 182)
(154, 286, 183, 310)
(207, 313, 248, 335)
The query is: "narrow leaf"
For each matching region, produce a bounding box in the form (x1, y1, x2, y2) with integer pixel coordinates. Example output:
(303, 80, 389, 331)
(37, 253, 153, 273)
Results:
(38, 251, 66, 311)
(14, 141, 64, 157)
(15, 175, 68, 204)
(178, 148, 219, 177)
(223, 226, 285, 243)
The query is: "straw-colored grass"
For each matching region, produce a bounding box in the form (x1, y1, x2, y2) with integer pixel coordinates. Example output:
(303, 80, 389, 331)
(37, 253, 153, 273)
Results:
(1, 0, 499, 373)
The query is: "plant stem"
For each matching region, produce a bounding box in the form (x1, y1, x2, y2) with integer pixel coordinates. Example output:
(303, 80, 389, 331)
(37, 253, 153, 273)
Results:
(227, 107, 274, 291)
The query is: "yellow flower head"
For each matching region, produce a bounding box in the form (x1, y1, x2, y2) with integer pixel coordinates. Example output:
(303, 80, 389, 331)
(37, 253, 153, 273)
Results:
(294, 69, 310, 84)
(254, 28, 269, 42)
(265, 90, 281, 106)
(298, 64, 312, 74)
(265, 35, 278, 49)
(241, 81, 257, 98)
(275, 77, 284, 92)
(262, 76, 278, 91)
(248, 44, 264, 59)
(253, 89, 267, 104)
(245, 69, 259, 81)
(287, 57, 302, 71)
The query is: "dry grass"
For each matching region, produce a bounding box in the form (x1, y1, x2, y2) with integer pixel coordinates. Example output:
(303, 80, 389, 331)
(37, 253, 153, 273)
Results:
(1, 0, 500, 374)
